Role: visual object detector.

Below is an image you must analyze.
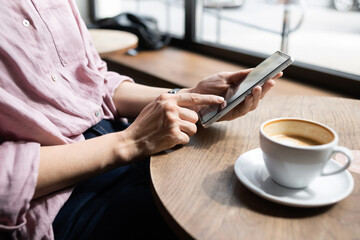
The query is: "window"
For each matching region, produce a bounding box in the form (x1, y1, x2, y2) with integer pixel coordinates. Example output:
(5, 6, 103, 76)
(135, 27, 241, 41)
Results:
(89, 0, 360, 97)
(198, 0, 360, 77)
(91, 0, 185, 37)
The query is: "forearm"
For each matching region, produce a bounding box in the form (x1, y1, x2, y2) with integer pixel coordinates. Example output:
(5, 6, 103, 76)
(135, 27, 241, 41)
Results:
(34, 90, 223, 199)
(113, 81, 190, 118)
(35, 132, 133, 199)
(113, 81, 170, 117)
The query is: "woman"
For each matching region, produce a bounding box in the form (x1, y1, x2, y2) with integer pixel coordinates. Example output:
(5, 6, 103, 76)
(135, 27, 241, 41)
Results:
(0, 1, 279, 239)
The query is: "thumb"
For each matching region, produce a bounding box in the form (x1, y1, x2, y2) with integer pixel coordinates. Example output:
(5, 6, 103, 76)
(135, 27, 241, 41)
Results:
(227, 69, 253, 84)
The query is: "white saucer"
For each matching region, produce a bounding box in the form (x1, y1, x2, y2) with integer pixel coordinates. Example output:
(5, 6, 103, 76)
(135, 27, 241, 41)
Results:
(234, 148, 354, 207)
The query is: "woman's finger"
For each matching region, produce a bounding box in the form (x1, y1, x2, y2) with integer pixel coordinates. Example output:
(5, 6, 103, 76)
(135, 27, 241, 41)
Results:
(273, 72, 283, 80)
(179, 119, 197, 137)
(227, 69, 253, 84)
(178, 107, 199, 123)
(173, 93, 224, 107)
(249, 87, 262, 111)
(221, 94, 253, 121)
(240, 94, 254, 115)
(261, 79, 276, 99)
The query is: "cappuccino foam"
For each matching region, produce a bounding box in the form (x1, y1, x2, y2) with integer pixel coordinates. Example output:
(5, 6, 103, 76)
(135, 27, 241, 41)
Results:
(271, 134, 322, 147)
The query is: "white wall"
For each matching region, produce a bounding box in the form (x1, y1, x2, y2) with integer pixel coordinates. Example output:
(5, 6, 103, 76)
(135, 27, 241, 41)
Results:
(75, 0, 123, 23)
(94, 0, 123, 19)
(74, 0, 90, 23)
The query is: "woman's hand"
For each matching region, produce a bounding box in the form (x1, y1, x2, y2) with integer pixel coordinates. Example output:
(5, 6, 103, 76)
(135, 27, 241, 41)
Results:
(184, 69, 282, 121)
(119, 92, 224, 160)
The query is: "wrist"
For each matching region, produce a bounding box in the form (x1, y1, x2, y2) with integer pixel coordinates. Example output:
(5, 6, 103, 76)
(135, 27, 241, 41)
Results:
(112, 130, 141, 164)
(167, 88, 181, 94)
(177, 88, 192, 94)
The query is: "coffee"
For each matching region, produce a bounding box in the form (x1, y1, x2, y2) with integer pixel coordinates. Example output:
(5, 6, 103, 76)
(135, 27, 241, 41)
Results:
(260, 118, 352, 188)
(270, 134, 322, 147)
(263, 119, 334, 147)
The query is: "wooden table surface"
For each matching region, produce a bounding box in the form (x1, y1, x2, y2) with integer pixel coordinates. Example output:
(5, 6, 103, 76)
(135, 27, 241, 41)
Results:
(89, 29, 138, 58)
(150, 95, 360, 240)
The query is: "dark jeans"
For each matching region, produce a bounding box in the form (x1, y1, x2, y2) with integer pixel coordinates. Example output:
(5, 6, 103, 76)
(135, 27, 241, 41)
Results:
(53, 120, 177, 240)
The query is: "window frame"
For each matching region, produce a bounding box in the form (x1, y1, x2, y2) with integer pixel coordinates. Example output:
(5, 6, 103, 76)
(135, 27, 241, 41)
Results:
(181, 0, 360, 98)
(89, 0, 360, 98)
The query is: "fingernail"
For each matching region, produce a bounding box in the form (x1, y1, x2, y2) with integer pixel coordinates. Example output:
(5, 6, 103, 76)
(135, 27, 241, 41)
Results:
(217, 96, 224, 102)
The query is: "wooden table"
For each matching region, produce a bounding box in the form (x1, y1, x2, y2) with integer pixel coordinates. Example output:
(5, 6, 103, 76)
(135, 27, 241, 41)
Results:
(150, 95, 360, 240)
(89, 29, 138, 58)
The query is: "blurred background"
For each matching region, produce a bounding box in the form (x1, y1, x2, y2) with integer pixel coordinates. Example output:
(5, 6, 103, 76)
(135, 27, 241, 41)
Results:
(75, 0, 360, 96)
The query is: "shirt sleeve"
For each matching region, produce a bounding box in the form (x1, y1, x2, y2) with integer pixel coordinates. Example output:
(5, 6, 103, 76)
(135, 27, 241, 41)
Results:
(91, 50, 134, 98)
(0, 141, 40, 231)
(68, 0, 134, 121)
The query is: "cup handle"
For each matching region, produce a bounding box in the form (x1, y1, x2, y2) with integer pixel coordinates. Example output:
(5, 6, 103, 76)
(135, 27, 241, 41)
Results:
(321, 146, 353, 176)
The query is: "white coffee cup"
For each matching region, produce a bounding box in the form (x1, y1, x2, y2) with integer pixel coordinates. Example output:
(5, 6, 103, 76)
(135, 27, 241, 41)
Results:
(259, 118, 353, 189)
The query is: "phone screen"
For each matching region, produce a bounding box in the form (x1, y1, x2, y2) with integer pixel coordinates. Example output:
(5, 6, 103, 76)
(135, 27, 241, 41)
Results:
(199, 51, 292, 126)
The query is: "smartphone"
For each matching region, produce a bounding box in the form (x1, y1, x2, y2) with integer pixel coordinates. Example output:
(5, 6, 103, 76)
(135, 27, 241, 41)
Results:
(199, 51, 294, 128)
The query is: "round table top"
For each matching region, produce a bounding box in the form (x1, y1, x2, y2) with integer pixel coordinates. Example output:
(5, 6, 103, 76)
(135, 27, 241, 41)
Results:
(150, 95, 360, 240)
(88, 29, 138, 57)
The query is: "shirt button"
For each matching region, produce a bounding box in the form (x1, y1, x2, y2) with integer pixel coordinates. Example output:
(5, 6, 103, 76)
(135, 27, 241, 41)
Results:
(95, 110, 101, 117)
(51, 74, 57, 82)
(22, 19, 30, 27)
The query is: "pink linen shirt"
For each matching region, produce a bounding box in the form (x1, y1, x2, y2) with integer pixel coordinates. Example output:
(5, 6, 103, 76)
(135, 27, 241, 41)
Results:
(0, 0, 132, 239)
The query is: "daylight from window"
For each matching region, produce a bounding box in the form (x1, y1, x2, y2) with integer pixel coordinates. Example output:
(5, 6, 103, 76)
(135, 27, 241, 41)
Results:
(96, 0, 185, 36)
(97, 0, 360, 76)
(200, 0, 360, 76)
